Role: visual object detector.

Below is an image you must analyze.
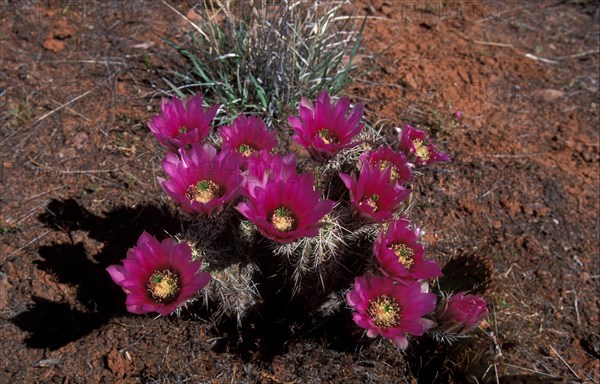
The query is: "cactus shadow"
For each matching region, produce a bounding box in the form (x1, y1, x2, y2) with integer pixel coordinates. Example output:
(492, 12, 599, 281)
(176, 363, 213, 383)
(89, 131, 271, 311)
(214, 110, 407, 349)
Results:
(11, 198, 181, 350)
(208, 292, 369, 362)
(206, 238, 376, 362)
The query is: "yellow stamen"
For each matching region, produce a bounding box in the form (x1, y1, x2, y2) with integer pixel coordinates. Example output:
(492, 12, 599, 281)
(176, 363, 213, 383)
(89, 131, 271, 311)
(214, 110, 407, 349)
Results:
(271, 207, 296, 232)
(185, 180, 221, 204)
(147, 270, 180, 303)
(363, 194, 379, 211)
(388, 243, 415, 269)
(412, 139, 430, 161)
(367, 295, 401, 328)
(376, 160, 400, 182)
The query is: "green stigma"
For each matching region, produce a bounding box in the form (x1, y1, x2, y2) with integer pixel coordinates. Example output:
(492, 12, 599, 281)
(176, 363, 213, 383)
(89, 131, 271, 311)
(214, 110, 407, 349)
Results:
(367, 295, 401, 328)
(236, 143, 255, 156)
(388, 243, 415, 269)
(275, 207, 290, 217)
(197, 180, 210, 191)
(185, 180, 221, 204)
(317, 128, 338, 144)
(147, 270, 180, 303)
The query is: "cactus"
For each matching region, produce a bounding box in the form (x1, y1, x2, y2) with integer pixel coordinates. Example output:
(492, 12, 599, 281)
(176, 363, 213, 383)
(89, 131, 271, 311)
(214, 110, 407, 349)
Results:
(438, 252, 496, 295)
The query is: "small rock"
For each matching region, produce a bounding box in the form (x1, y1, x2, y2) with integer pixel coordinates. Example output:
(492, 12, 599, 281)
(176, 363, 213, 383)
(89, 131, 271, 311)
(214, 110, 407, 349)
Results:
(581, 333, 600, 359)
(43, 37, 65, 52)
(43, 20, 75, 52)
(58, 147, 77, 159)
(0, 272, 9, 310)
(537, 89, 565, 102)
(72, 132, 89, 150)
(117, 82, 127, 95)
(52, 22, 75, 40)
(132, 41, 155, 49)
(403, 73, 419, 90)
(534, 206, 550, 217)
(106, 349, 129, 378)
(456, 68, 471, 84)
(186, 7, 203, 23)
(380, 4, 393, 16)
(534, 270, 551, 279)
(177, 6, 203, 28)
(34, 358, 61, 367)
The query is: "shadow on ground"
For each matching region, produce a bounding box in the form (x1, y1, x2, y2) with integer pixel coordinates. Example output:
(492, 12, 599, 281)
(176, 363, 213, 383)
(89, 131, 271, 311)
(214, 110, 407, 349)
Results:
(11, 198, 181, 350)
(12, 198, 367, 356)
(11, 199, 546, 384)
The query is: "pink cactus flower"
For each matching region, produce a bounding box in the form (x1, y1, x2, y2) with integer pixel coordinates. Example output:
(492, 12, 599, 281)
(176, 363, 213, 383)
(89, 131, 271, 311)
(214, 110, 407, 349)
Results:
(148, 93, 219, 151)
(374, 218, 442, 281)
(107, 232, 211, 315)
(218, 114, 278, 159)
(339, 164, 411, 223)
(288, 91, 364, 160)
(397, 124, 451, 166)
(436, 292, 489, 334)
(244, 152, 298, 197)
(359, 146, 413, 185)
(159, 143, 243, 217)
(346, 274, 437, 349)
(236, 172, 335, 243)
(453, 109, 463, 121)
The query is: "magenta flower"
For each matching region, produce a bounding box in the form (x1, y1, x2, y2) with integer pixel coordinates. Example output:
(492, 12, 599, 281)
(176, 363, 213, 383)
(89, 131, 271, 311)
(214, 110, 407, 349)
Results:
(453, 109, 463, 121)
(148, 93, 219, 151)
(288, 91, 364, 160)
(374, 218, 442, 281)
(218, 114, 278, 158)
(359, 146, 413, 185)
(339, 164, 411, 222)
(236, 172, 335, 243)
(159, 143, 243, 217)
(397, 125, 451, 166)
(107, 232, 211, 315)
(244, 152, 298, 196)
(346, 274, 437, 349)
(436, 292, 489, 334)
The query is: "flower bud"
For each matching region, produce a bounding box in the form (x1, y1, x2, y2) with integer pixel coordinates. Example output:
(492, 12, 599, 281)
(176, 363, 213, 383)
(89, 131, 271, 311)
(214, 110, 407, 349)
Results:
(436, 292, 488, 334)
(453, 109, 463, 120)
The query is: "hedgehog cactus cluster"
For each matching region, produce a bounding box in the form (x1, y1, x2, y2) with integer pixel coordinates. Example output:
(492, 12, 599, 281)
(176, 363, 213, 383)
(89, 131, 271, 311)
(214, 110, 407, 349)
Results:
(107, 91, 489, 349)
